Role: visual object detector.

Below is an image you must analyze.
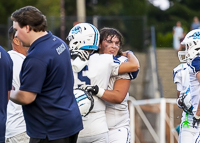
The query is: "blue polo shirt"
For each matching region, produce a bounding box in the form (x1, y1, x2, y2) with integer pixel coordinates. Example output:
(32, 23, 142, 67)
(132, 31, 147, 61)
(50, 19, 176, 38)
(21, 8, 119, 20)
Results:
(0, 46, 13, 143)
(20, 31, 83, 140)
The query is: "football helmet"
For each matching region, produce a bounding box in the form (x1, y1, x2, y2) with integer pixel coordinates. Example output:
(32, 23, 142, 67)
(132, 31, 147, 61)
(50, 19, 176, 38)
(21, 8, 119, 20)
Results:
(67, 23, 100, 51)
(74, 88, 94, 117)
(179, 29, 200, 62)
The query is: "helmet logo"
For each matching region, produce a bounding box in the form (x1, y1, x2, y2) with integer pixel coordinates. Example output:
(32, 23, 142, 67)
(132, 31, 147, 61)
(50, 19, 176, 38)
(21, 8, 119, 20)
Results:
(188, 32, 200, 39)
(72, 26, 82, 34)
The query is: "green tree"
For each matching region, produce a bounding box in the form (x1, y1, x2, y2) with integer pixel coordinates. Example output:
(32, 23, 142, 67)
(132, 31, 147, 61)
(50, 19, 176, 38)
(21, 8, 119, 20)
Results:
(0, 0, 38, 24)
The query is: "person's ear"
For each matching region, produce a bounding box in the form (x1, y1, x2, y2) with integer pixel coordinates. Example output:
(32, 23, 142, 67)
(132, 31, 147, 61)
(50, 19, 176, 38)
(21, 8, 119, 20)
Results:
(12, 37, 20, 46)
(98, 44, 102, 49)
(26, 25, 31, 32)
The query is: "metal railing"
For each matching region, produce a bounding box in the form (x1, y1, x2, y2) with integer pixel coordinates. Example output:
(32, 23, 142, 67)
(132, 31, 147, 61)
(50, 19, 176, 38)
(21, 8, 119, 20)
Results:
(128, 96, 178, 143)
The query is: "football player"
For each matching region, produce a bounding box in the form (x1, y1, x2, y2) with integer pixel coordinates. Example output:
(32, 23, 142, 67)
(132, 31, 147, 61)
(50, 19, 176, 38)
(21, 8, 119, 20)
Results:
(97, 27, 139, 143)
(67, 23, 139, 143)
(173, 62, 194, 143)
(177, 29, 200, 142)
(81, 27, 139, 143)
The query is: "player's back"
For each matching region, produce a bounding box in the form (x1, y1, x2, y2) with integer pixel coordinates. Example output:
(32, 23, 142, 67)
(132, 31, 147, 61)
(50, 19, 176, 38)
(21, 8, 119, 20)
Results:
(73, 53, 121, 137)
(173, 63, 189, 93)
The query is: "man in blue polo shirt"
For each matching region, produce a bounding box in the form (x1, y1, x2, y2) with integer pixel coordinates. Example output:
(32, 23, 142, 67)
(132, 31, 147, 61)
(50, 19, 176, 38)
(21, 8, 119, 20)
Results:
(10, 6, 83, 143)
(0, 45, 13, 143)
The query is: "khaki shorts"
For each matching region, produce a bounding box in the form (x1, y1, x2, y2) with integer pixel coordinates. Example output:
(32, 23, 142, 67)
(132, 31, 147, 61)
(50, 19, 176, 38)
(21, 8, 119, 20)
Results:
(6, 132, 30, 143)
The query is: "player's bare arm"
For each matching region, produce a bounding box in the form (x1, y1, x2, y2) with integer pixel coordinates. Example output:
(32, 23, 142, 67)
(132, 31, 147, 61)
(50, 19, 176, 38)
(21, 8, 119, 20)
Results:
(118, 51, 140, 74)
(101, 79, 130, 104)
(80, 79, 131, 103)
(10, 90, 36, 105)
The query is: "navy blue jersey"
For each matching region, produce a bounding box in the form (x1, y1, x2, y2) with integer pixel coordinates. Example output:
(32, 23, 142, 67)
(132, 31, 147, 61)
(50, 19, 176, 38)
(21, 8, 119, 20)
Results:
(20, 32, 83, 140)
(0, 46, 13, 142)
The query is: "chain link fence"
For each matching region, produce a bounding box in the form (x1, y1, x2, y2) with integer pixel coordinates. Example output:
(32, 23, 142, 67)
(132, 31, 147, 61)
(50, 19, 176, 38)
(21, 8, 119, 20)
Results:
(4, 16, 149, 52)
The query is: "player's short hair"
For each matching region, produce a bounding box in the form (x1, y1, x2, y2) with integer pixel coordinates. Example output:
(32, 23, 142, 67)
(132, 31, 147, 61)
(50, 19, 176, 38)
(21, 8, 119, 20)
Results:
(11, 6, 47, 32)
(99, 27, 124, 55)
(8, 26, 16, 42)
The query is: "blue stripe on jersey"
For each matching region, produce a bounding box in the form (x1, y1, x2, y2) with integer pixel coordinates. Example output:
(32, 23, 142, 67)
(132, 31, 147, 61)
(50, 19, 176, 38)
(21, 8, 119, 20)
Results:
(173, 68, 180, 80)
(195, 132, 200, 143)
(115, 55, 120, 58)
(188, 64, 196, 74)
(173, 68, 186, 81)
(89, 24, 98, 46)
(125, 127, 131, 143)
(185, 87, 190, 94)
(129, 69, 139, 79)
(113, 55, 121, 64)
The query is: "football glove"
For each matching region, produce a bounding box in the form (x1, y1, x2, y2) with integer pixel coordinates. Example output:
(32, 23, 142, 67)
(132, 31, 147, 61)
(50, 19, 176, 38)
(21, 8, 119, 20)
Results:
(176, 93, 193, 115)
(79, 85, 105, 98)
(193, 114, 200, 128)
(70, 49, 90, 61)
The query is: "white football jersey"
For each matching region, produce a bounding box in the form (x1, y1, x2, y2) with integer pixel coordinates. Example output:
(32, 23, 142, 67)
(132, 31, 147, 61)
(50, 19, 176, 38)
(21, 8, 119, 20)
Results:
(173, 63, 191, 122)
(6, 50, 26, 138)
(73, 53, 121, 137)
(173, 63, 190, 93)
(188, 56, 200, 114)
(105, 56, 132, 129)
(174, 61, 200, 143)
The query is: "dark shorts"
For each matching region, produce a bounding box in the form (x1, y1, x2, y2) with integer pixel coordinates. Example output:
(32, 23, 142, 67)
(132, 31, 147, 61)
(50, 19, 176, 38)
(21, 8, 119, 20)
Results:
(29, 132, 79, 143)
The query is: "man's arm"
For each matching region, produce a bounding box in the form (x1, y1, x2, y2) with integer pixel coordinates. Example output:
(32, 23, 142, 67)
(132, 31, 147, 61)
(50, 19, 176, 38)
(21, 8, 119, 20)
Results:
(80, 79, 131, 104)
(118, 51, 140, 74)
(8, 91, 11, 102)
(177, 91, 181, 98)
(101, 79, 130, 104)
(10, 90, 37, 105)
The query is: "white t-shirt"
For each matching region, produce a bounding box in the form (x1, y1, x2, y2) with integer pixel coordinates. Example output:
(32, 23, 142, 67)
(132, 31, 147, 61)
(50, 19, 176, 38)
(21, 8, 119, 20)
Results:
(105, 56, 131, 129)
(73, 53, 120, 137)
(173, 26, 183, 50)
(6, 50, 26, 138)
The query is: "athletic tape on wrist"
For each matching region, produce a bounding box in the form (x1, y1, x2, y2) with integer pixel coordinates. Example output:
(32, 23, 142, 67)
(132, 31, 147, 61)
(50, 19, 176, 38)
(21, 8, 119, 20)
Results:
(96, 88, 105, 98)
(126, 51, 134, 57)
(194, 114, 200, 119)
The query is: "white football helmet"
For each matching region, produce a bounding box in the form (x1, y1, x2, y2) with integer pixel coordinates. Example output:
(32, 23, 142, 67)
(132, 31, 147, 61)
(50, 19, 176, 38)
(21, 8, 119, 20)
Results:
(67, 23, 100, 51)
(74, 88, 94, 117)
(178, 29, 200, 62)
